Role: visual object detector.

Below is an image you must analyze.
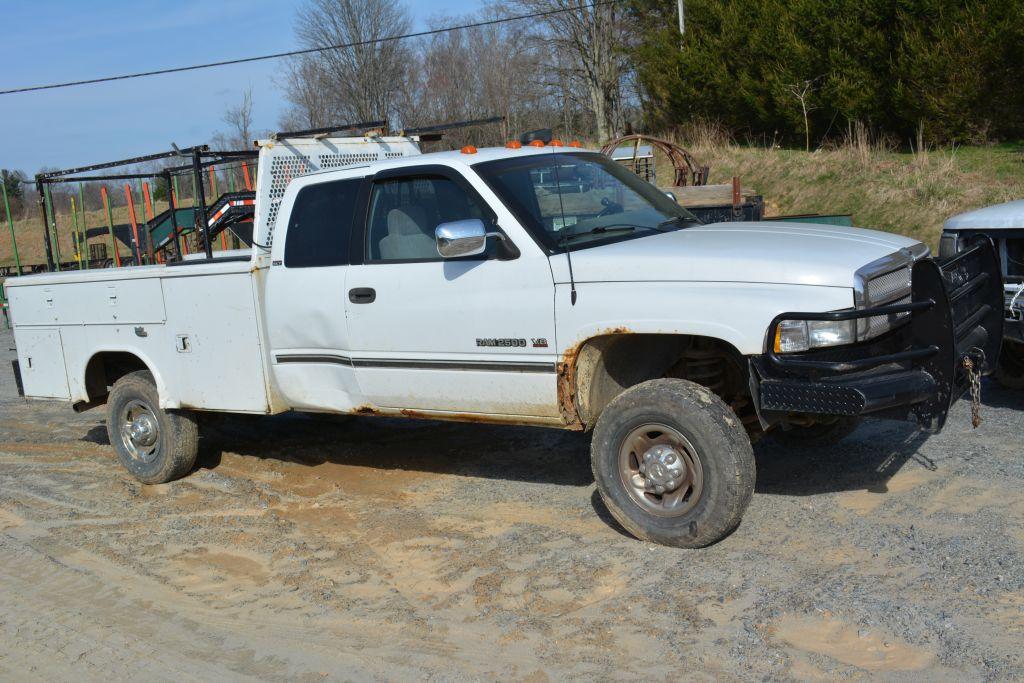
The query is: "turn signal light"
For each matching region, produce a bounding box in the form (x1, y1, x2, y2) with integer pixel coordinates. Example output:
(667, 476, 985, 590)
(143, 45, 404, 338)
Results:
(505, 140, 522, 149)
(549, 139, 563, 146)
(528, 140, 545, 147)
(460, 145, 477, 154)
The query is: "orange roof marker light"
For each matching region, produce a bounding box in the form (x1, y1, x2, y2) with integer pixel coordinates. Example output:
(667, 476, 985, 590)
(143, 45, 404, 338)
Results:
(568, 140, 582, 148)
(548, 139, 564, 146)
(505, 140, 522, 149)
(461, 145, 478, 154)
(528, 140, 546, 147)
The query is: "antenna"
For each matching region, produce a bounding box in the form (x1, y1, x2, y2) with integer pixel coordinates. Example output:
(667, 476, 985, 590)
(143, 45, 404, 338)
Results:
(550, 148, 578, 305)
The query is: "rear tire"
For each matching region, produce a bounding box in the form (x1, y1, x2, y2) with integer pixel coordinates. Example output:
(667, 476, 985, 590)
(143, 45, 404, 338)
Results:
(106, 370, 199, 484)
(591, 378, 755, 548)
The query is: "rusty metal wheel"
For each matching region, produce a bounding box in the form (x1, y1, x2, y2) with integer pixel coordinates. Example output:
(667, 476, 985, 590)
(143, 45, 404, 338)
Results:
(618, 423, 704, 517)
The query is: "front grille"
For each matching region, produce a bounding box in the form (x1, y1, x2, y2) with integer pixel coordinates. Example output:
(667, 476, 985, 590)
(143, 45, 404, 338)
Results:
(866, 266, 911, 304)
(863, 265, 912, 339)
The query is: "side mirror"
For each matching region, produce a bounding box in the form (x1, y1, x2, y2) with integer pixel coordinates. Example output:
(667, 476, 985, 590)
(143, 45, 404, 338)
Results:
(664, 190, 678, 203)
(435, 219, 488, 258)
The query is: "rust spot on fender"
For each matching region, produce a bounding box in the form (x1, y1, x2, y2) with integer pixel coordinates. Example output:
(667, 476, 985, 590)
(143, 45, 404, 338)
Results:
(557, 327, 634, 431)
(353, 405, 379, 415)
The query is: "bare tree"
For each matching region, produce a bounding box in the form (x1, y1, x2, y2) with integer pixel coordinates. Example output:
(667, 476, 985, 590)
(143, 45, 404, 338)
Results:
(784, 78, 821, 152)
(220, 86, 255, 149)
(502, 0, 628, 142)
(400, 7, 554, 144)
(282, 0, 412, 127)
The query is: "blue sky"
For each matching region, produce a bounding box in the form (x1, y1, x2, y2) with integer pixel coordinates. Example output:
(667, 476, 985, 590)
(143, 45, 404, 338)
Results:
(0, 0, 484, 175)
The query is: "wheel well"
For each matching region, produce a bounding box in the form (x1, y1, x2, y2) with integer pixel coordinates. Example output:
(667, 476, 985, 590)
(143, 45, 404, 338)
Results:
(83, 352, 150, 403)
(567, 333, 759, 436)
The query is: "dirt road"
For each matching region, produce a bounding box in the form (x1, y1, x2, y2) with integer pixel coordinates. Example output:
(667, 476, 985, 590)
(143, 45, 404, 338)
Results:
(1, 323, 1022, 680)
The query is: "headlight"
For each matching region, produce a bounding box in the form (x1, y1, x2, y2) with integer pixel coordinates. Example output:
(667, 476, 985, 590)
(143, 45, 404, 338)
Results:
(774, 317, 856, 353)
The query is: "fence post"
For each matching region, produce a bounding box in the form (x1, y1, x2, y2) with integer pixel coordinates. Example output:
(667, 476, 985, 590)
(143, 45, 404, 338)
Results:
(1, 181, 22, 275)
(173, 176, 189, 255)
(77, 182, 88, 269)
(100, 186, 121, 267)
(35, 179, 55, 271)
(70, 196, 84, 269)
(43, 184, 63, 270)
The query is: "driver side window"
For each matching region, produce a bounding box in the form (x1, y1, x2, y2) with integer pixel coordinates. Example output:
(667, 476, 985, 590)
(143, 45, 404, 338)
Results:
(366, 176, 486, 262)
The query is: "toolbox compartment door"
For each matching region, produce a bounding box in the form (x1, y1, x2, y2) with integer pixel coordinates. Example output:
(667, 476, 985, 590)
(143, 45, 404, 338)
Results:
(14, 327, 70, 399)
(7, 278, 166, 326)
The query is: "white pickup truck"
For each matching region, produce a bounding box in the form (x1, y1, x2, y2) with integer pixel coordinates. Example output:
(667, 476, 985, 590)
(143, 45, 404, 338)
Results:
(4, 133, 1003, 547)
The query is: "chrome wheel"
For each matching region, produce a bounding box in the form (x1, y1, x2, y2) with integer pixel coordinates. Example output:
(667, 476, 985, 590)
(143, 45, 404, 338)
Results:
(119, 399, 160, 463)
(618, 423, 704, 517)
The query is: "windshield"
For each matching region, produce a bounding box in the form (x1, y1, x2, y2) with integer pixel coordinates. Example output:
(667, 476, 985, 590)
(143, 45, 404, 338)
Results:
(474, 152, 701, 252)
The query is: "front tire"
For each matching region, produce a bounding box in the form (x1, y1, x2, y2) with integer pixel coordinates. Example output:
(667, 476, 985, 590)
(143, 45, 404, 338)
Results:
(591, 378, 755, 548)
(106, 370, 199, 484)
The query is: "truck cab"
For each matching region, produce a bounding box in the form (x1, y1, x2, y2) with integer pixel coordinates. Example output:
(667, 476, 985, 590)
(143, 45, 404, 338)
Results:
(4, 134, 1004, 548)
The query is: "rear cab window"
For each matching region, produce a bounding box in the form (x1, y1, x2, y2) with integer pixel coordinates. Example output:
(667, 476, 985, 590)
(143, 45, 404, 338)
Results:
(284, 178, 362, 267)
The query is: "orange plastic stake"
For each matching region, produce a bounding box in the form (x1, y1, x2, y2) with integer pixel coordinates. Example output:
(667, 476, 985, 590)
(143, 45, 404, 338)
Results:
(142, 182, 155, 220)
(124, 185, 143, 264)
(241, 161, 253, 191)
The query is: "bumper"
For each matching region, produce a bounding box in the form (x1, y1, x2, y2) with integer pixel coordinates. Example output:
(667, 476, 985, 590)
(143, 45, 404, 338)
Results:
(750, 239, 1003, 432)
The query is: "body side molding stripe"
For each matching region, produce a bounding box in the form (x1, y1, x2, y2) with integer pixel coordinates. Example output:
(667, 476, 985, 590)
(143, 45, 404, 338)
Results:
(274, 354, 555, 373)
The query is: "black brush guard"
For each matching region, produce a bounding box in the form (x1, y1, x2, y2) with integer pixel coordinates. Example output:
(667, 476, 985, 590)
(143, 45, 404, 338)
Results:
(750, 238, 1003, 433)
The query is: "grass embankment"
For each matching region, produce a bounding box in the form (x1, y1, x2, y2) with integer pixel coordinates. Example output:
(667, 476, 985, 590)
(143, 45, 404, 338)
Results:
(2, 144, 1021, 267)
(661, 142, 1023, 250)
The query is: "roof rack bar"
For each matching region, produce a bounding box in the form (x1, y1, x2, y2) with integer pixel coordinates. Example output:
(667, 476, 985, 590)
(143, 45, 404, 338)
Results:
(272, 120, 387, 141)
(165, 155, 258, 175)
(37, 145, 209, 179)
(44, 172, 162, 183)
(401, 115, 504, 136)
(198, 150, 260, 159)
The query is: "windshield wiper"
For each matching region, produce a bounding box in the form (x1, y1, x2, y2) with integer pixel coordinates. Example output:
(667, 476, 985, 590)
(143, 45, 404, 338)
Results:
(657, 215, 699, 230)
(556, 224, 663, 246)
(556, 225, 637, 245)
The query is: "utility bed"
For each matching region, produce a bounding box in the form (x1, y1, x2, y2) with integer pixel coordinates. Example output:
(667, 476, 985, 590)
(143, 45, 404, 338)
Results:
(6, 259, 269, 412)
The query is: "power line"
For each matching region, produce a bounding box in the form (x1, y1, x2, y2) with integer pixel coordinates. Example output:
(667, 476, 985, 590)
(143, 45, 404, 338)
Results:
(0, 1, 616, 96)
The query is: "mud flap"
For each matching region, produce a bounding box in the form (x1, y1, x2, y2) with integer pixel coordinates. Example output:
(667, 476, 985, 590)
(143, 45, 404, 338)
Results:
(12, 359, 24, 397)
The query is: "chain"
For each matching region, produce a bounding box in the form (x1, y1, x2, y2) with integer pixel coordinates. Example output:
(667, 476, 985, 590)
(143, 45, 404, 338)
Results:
(962, 348, 986, 428)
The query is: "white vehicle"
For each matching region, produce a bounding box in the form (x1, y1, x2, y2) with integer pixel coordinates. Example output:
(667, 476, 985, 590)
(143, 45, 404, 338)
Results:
(4, 134, 1003, 548)
(941, 199, 1024, 388)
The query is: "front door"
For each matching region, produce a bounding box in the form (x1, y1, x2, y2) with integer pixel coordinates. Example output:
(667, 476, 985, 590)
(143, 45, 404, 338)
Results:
(345, 168, 559, 417)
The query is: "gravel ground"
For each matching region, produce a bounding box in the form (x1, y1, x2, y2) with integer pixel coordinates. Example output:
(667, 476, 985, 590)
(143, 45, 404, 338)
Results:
(0, 321, 1021, 681)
